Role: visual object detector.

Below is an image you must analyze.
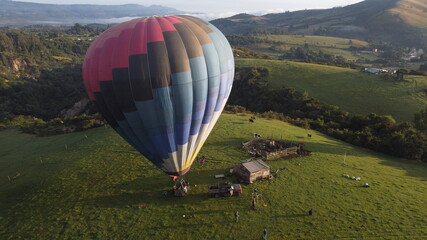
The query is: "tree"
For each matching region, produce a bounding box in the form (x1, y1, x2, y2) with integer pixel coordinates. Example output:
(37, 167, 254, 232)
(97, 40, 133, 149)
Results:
(420, 63, 427, 72)
(414, 107, 427, 132)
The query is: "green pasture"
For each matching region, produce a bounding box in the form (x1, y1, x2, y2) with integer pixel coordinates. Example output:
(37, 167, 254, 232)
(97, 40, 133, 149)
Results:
(236, 58, 427, 122)
(243, 35, 372, 61)
(1, 113, 426, 239)
(260, 35, 368, 49)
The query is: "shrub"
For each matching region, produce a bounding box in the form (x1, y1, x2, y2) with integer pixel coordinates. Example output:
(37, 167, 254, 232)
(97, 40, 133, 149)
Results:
(225, 105, 247, 114)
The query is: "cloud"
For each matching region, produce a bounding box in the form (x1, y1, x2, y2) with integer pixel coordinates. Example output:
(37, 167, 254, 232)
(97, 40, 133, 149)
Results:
(251, 8, 288, 16)
(187, 12, 242, 21)
(189, 8, 291, 22)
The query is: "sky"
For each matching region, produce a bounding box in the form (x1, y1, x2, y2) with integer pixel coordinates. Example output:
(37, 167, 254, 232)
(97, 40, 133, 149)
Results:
(15, 0, 365, 20)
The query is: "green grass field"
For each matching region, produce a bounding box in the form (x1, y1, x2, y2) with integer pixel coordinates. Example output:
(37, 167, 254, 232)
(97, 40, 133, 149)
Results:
(244, 35, 373, 61)
(1, 113, 426, 239)
(261, 35, 368, 49)
(236, 58, 427, 122)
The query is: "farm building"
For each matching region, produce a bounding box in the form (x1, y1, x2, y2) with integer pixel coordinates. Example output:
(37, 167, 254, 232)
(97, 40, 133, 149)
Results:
(361, 67, 395, 75)
(233, 160, 271, 184)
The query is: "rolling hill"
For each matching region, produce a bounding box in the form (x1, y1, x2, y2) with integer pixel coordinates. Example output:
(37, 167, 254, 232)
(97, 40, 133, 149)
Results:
(236, 58, 427, 122)
(211, 0, 427, 48)
(0, 113, 426, 239)
(0, 0, 185, 25)
(389, 0, 427, 28)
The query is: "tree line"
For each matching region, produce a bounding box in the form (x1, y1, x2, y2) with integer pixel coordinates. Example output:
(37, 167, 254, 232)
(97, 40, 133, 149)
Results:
(281, 46, 359, 68)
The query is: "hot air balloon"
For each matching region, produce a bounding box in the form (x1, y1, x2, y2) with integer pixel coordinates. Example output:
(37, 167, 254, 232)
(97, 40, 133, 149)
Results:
(82, 15, 234, 177)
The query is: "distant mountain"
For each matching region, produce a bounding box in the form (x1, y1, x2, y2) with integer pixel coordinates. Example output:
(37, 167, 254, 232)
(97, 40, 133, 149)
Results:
(0, 0, 186, 25)
(211, 0, 427, 48)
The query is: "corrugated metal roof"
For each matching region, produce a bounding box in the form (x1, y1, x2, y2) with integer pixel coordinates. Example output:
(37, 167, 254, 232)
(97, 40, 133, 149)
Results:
(241, 160, 270, 173)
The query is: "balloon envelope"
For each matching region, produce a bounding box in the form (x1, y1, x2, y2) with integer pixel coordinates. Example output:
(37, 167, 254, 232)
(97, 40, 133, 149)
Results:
(82, 15, 234, 176)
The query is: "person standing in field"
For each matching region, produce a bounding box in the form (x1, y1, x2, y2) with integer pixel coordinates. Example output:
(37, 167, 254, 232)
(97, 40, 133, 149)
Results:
(263, 228, 267, 240)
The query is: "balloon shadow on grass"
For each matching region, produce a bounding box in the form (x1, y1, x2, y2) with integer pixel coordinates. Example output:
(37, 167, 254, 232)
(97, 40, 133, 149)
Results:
(87, 168, 243, 209)
(87, 187, 212, 209)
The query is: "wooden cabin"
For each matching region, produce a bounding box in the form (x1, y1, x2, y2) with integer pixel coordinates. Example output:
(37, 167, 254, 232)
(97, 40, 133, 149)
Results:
(233, 160, 271, 184)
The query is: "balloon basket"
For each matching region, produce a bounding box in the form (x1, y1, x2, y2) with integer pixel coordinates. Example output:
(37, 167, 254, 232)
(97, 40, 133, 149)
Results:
(173, 177, 190, 197)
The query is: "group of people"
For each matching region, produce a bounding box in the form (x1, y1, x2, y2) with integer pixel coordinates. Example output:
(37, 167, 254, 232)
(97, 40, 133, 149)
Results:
(196, 155, 206, 165)
(173, 179, 190, 196)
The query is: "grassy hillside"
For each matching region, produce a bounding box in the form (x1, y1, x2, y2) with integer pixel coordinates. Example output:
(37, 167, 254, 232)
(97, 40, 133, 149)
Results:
(212, 0, 427, 48)
(236, 58, 427, 122)
(262, 35, 368, 48)
(389, 0, 427, 28)
(1, 113, 426, 239)
(237, 34, 372, 61)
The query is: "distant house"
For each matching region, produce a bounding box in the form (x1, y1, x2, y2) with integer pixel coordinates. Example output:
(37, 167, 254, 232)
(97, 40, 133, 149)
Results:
(361, 49, 379, 54)
(408, 48, 417, 58)
(233, 160, 271, 184)
(405, 48, 424, 59)
(361, 67, 393, 74)
(362, 67, 381, 74)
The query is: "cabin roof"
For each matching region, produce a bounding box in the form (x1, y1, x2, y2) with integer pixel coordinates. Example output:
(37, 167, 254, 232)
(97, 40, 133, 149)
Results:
(241, 160, 270, 173)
